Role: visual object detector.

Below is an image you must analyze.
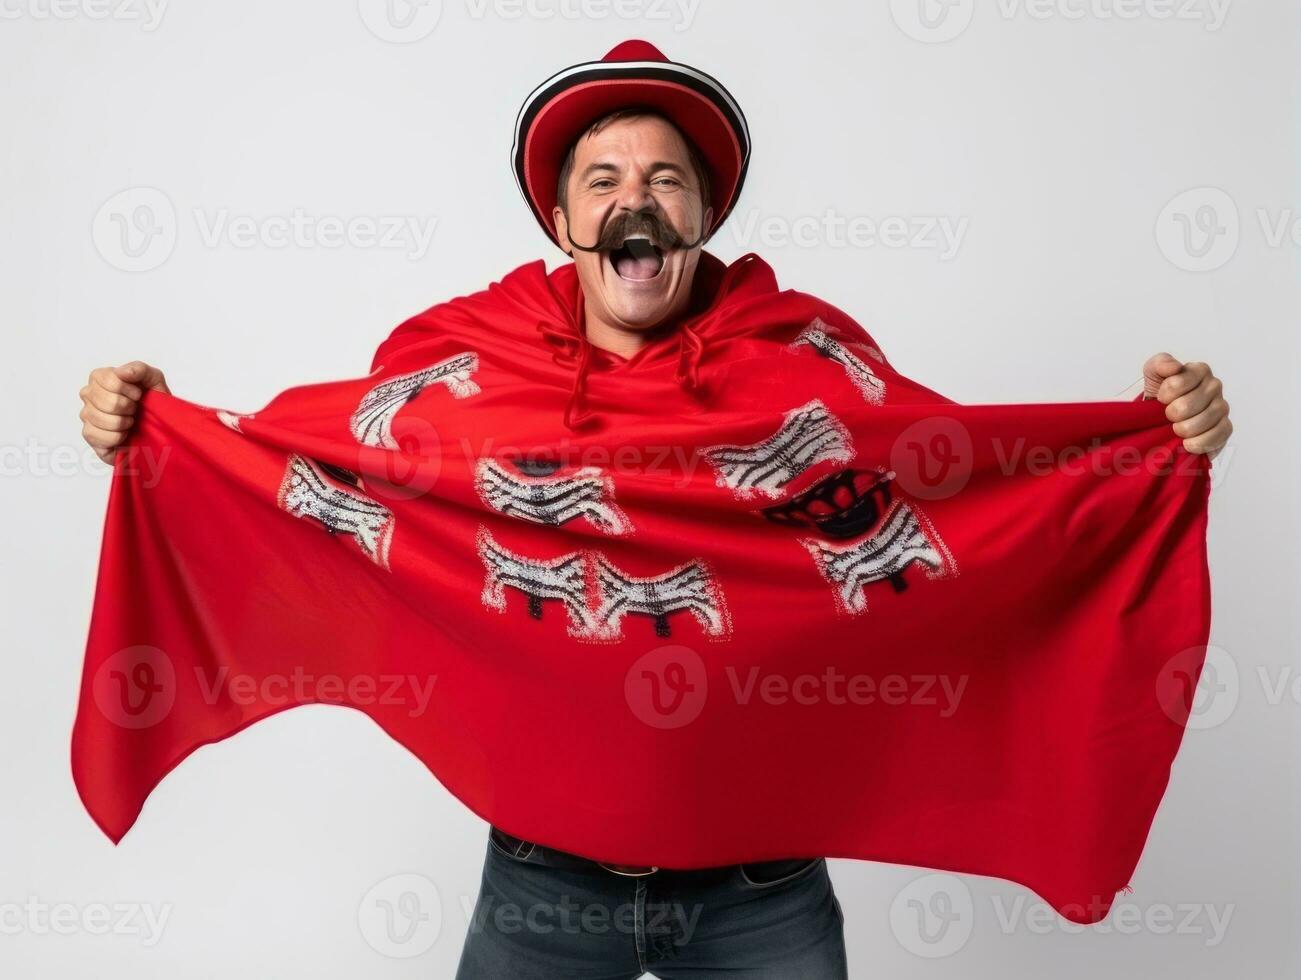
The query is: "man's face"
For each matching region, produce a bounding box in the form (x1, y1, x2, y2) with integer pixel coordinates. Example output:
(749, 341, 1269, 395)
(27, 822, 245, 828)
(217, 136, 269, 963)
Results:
(553, 116, 714, 334)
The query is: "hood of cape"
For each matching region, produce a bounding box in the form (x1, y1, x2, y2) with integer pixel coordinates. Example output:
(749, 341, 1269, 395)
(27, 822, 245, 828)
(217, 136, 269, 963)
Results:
(368, 251, 846, 430)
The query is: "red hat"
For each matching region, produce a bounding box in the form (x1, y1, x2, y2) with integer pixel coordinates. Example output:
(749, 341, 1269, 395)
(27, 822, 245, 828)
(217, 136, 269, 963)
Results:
(512, 39, 751, 251)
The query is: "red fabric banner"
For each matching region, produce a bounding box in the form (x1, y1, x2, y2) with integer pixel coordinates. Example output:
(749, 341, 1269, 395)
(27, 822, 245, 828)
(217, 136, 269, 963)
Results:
(71, 252, 1212, 923)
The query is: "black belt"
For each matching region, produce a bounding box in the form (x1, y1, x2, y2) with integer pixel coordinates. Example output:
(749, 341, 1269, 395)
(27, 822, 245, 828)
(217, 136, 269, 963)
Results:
(488, 826, 816, 882)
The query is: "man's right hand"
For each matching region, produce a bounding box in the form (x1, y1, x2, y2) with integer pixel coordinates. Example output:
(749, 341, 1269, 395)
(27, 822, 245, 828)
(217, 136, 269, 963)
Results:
(79, 361, 171, 464)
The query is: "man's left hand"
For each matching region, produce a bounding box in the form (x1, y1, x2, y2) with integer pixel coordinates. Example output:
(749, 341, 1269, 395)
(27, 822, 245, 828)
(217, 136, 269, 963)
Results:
(1142, 353, 1232, 458)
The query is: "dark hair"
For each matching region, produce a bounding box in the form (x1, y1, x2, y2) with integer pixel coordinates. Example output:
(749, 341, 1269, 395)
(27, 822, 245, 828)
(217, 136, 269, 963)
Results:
(555, 107, 712, 215)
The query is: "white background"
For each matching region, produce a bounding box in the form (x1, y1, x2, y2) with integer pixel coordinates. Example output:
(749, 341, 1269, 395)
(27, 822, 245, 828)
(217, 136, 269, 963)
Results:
(2, 1, 1297, 977)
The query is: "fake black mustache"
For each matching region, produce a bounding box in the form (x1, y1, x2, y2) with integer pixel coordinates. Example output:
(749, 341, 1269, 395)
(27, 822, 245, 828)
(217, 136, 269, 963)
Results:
(566, 210, 707, 254)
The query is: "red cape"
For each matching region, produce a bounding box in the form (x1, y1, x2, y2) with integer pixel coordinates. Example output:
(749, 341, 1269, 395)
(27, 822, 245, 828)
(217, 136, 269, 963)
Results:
(72, 252, 1211, 924)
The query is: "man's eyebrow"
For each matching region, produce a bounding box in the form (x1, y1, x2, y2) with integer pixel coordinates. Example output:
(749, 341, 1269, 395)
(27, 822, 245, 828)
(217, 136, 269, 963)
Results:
(577, 160, 690, 181)
(578, 161, 621, 181)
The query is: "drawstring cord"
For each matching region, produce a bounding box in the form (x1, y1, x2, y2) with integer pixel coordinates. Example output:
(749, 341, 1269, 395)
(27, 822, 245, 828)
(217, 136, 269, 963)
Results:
(535, 274, 596, 430)
(674, 321, 704, 392)
(540, 253, 757, 430)
(670, 252, 756, 396)
(563, 331, 595, 430)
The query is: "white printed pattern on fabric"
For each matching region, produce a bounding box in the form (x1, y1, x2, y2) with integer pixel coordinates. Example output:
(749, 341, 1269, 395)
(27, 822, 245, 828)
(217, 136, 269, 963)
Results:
(475, 460, 633, 536)
(590, 556, 729, 641)
(350, 352, 480, 449)
(216, 410, 252, 432)
(277, 454, 395, 568)
(478, 527, 595, 637)
(703, 399, 855, 500)
(792, 317, 886, 405)
(477, 528, 729, 642)
(801, 500, 950, 614)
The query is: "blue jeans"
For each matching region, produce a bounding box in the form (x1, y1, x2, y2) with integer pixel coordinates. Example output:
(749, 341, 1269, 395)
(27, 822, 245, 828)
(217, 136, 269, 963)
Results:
(455, 828, 848, 979)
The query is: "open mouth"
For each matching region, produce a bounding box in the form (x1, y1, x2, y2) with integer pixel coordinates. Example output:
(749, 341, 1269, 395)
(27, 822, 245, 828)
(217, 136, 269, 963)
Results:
(606, 237, 666, 282)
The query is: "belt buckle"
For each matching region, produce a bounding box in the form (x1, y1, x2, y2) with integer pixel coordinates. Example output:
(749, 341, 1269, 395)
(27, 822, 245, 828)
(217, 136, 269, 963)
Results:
(598, 862, 659, 877)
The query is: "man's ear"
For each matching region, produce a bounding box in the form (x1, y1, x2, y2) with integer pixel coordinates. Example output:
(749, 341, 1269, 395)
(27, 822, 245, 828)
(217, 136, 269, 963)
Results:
(700, 205, 715, 245)
(552, 206, 573, 257)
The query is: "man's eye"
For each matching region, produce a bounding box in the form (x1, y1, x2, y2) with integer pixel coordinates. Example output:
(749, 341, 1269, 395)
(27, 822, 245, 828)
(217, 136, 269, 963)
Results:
(653, 177, 681, 188)
(591, 179, 616, 189)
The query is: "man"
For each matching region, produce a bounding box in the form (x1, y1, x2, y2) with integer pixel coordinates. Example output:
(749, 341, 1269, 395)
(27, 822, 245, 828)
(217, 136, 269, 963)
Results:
(77, 40, 1231, 980)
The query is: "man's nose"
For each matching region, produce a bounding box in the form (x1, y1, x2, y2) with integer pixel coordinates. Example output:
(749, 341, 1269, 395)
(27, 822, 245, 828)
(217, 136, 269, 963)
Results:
(614, 178, 657, 214)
